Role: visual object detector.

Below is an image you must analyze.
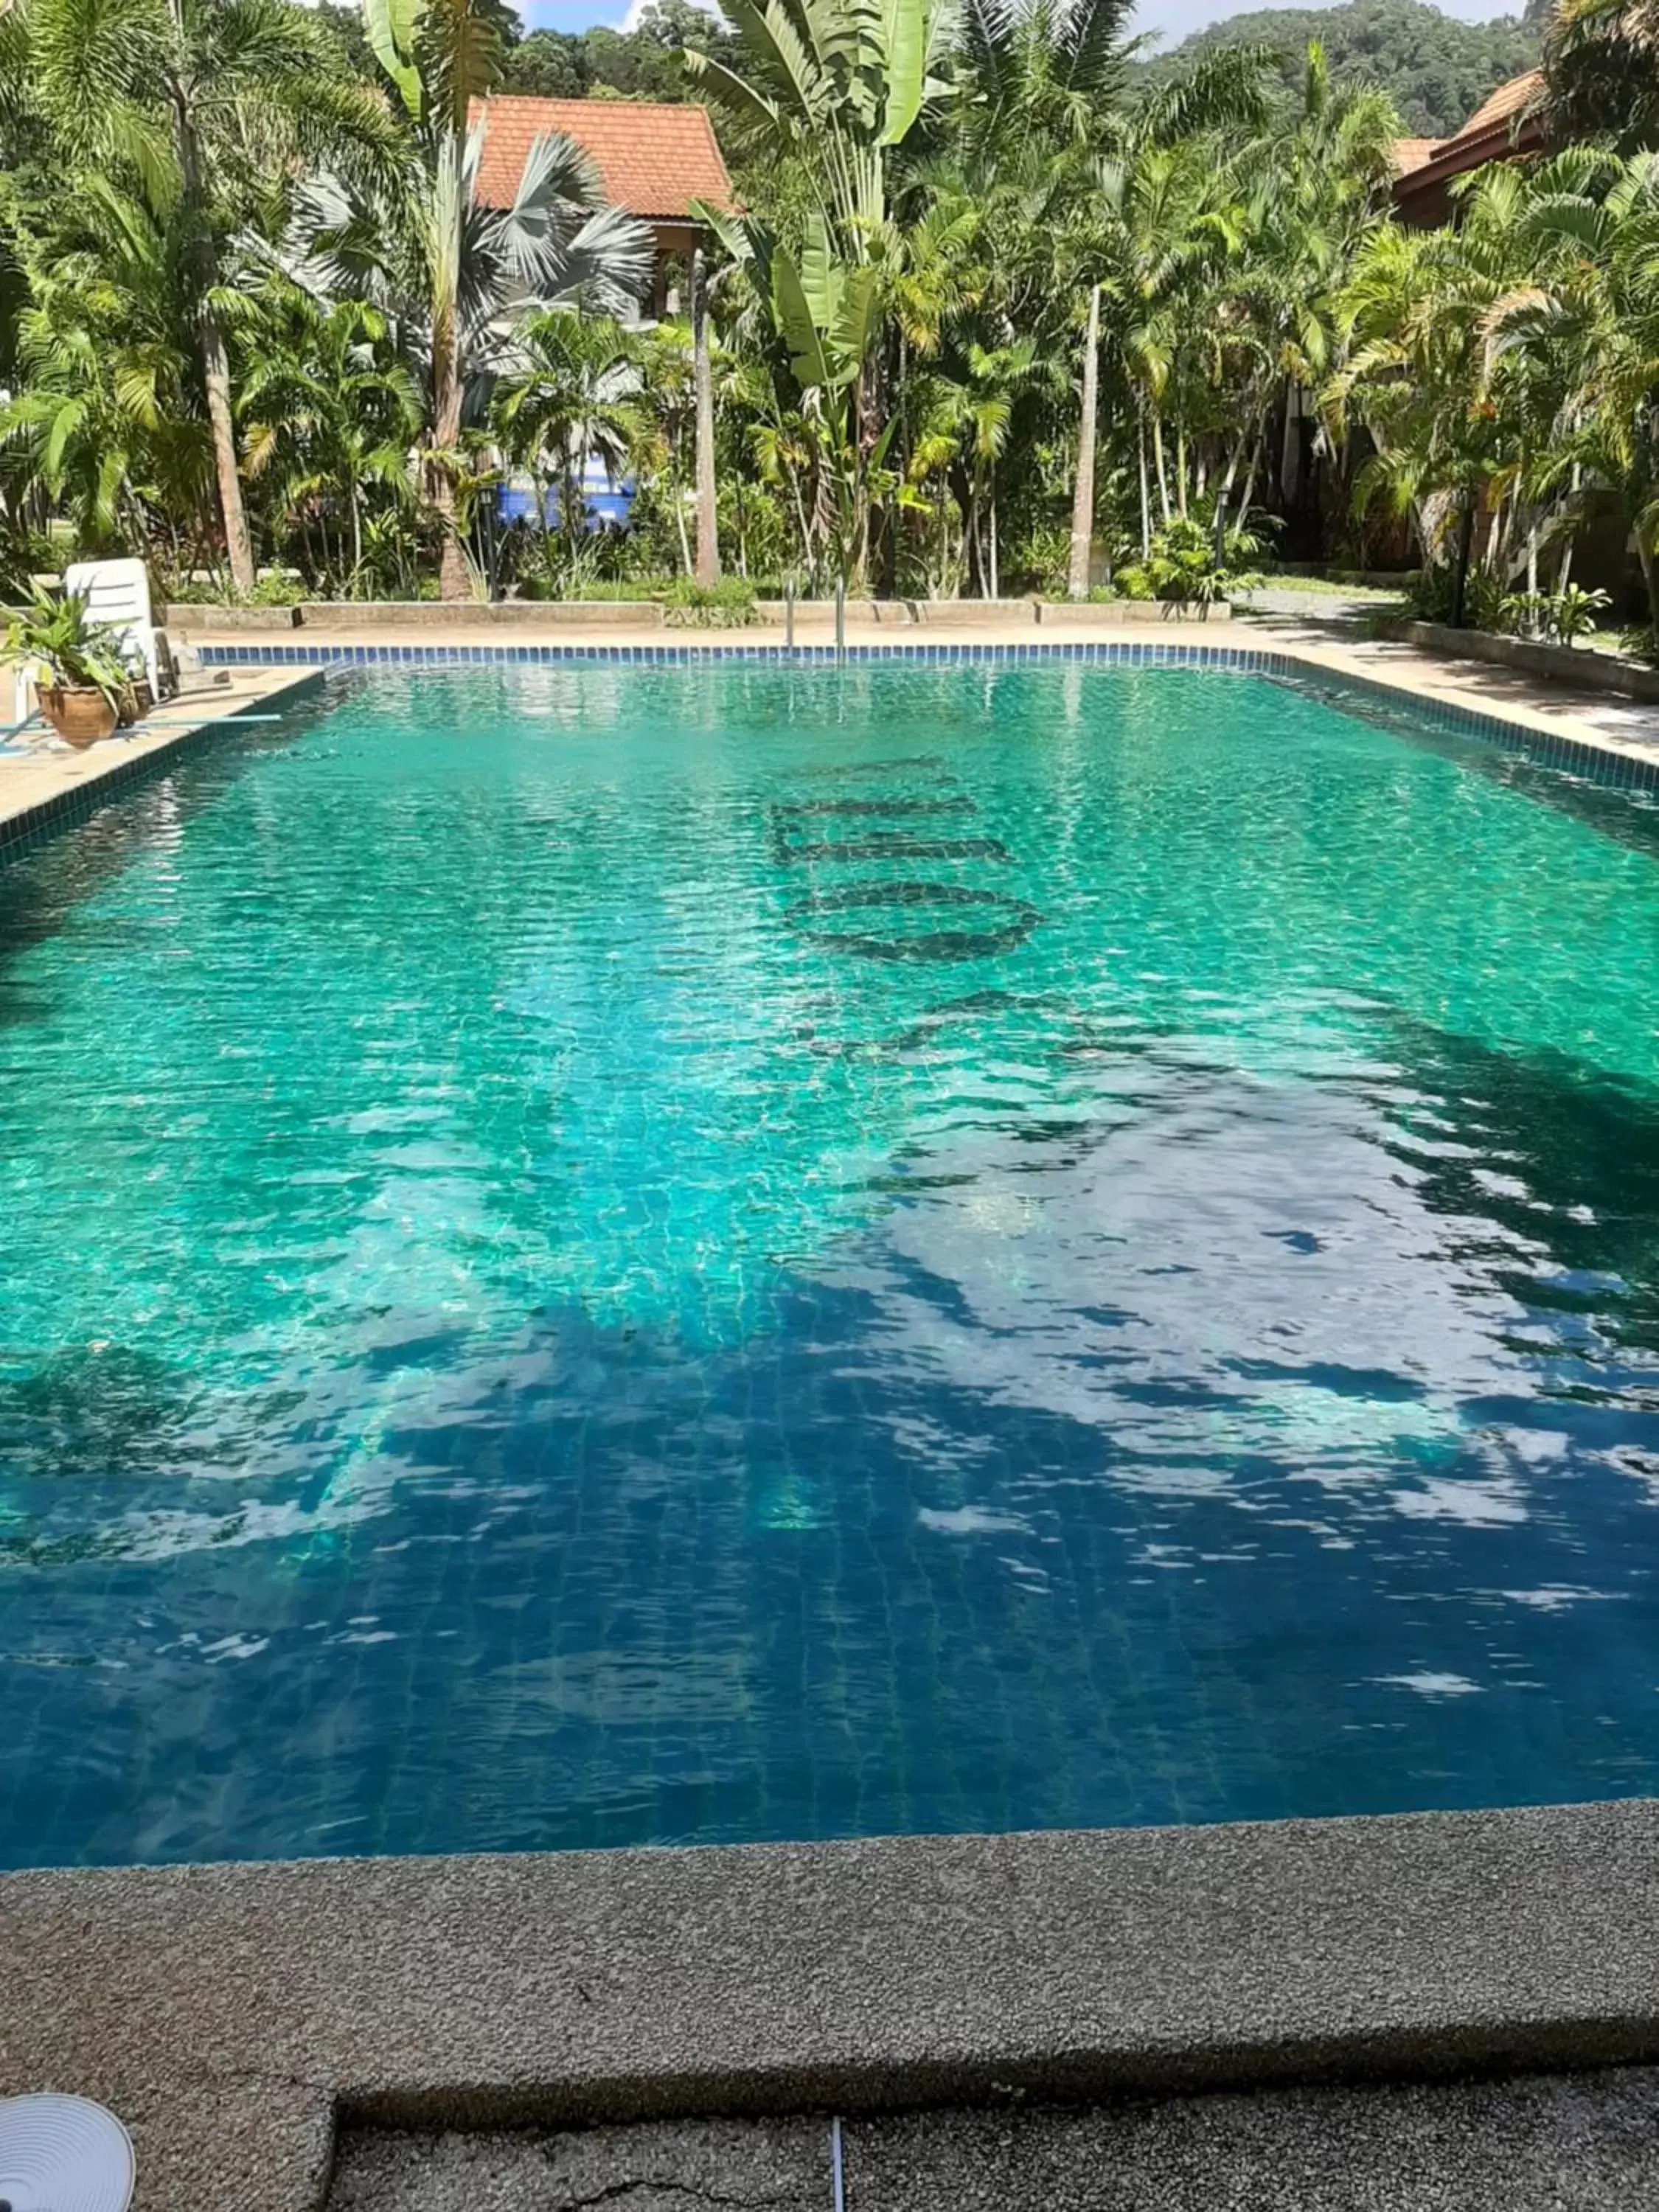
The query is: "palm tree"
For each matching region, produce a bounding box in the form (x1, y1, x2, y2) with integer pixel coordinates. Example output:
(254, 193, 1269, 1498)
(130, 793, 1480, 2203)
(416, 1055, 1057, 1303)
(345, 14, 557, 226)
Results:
(684, 0, 959, 249)
(1505, 149, 1659, 636)
(1543, 0, 1659, 153)
(333, 0, 653, 598)
(0, 170, 212, 568)
(686, 0, 961, 591)
(942, 0, 1138, 596)
(1232, 46, 1399, 536)
(920, 335, 1049, 597)
(239, 298, 420, 591)
(27, 0, 387, 595)
(492, 310, 643, 592)
(950, 11, 1267, 591)
(1331, 162, 1547, 622)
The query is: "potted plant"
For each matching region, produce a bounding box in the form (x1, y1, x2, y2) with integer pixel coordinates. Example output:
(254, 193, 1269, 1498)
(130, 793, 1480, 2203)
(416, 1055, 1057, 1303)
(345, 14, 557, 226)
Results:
(4, 586, 139, 748)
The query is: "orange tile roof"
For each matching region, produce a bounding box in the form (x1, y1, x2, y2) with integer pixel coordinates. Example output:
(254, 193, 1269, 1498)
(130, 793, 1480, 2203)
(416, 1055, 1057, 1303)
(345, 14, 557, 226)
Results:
(470, 97, 733, 220)
(1458, 69, 1543, 138)
(1390, 135, 1441, 177)
(1393, 69, 1545, 209)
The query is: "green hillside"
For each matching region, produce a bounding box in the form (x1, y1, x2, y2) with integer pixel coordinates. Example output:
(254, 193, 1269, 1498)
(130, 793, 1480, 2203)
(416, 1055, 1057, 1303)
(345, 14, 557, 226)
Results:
(1138, 0, 1542, 139)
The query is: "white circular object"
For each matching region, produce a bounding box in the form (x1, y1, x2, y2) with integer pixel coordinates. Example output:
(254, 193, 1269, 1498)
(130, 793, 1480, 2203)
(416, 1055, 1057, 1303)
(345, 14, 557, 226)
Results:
(0, 2095, 134, 2212)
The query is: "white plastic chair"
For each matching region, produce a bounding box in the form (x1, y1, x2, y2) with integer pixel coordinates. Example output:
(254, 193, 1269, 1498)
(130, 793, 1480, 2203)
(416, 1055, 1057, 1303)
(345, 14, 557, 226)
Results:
(63, 559, 175, 700)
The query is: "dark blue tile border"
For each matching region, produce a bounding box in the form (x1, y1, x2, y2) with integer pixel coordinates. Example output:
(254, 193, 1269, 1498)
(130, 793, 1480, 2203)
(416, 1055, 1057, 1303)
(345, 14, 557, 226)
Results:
(177, 639, 1659, 800)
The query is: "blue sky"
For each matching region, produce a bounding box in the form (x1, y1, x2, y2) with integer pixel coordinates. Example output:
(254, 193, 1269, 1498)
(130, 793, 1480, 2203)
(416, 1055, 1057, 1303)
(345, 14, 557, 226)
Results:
(521, 0, 1520, 46)
(522, 0, 637, 26)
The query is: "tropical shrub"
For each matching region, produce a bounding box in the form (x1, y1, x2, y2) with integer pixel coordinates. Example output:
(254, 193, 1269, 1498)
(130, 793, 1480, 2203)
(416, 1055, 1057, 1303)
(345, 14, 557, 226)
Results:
(662, 576, 757, 627)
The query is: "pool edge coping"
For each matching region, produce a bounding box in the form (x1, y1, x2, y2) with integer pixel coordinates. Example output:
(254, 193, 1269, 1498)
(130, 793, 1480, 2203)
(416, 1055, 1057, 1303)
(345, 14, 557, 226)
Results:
(4, 1798, 1659, 2209)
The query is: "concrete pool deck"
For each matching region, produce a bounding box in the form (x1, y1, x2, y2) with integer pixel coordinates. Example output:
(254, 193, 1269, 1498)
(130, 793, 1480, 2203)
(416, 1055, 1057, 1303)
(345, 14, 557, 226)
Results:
(4, 1801, 1659, 2209)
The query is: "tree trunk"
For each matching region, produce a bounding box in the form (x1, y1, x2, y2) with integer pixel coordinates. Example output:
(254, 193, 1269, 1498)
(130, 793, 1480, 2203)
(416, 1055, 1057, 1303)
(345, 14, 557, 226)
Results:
(787, 471, 811, 583)
(201, 317, 254, 597)
(538, 470, 557, 591)
(1450, 491, 1477, 628)
(1556, 463, 1582, 592)
(431, 325, 469, 601)
(1067, 284, 1100, 602)
(1485, 489, 1506, 575)
(1237, 424, 1264, 532)
(430, 124, 471, 604)
(1137, 413, 1152, 558)
(1279, 381, 1301, 506)
(1152, 416, 1172, 526)
(165, 52, 254, 599)
(431, 330, 469, 602)
(566, 448, 583, 585)
(1640, 531, 1659, 645)
(692, 238, 719, 588)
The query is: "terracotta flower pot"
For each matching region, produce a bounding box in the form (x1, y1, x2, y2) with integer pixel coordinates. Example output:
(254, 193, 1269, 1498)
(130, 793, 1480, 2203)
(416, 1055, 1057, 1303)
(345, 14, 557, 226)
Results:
(38, 685, 119, 749)
(116, 680, 153, 728)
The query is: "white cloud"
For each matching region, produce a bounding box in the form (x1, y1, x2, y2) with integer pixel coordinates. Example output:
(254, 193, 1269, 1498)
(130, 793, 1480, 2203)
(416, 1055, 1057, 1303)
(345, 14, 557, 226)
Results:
(620, 0, 721, 24)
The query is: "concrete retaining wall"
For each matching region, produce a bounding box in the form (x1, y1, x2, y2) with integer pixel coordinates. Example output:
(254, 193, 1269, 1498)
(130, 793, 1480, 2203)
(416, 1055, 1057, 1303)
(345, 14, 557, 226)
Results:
(167, 602, 671, 633)
(1038, 600, 1232, 627)
(1385, 620, 1659, 703)
(168, 598, 1234, 638)
(164, 604, 302, 631)
(754, 599, 902, 626)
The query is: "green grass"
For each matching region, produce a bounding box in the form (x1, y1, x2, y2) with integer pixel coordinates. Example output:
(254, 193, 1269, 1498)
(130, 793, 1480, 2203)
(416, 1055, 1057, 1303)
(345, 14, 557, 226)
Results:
(1250, 573, 1415, 601)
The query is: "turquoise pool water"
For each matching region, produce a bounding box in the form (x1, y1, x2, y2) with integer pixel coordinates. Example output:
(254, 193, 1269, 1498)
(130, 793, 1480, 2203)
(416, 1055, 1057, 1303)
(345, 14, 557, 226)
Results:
(2, 661, 1658, 1868)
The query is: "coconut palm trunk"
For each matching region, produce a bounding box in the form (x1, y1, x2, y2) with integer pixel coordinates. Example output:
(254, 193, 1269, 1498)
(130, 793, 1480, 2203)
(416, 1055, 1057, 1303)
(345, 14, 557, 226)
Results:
(429, 127, 471, 602)
(431, 347, 469, 603)
(165, 22, 254, 597)
(692, 237, 719, 586)
(1450, 489, 1477, 628)
(1640, 531, 1659, 645)
(1067, 283, 1100, 600)
(201, 309, 256, 597)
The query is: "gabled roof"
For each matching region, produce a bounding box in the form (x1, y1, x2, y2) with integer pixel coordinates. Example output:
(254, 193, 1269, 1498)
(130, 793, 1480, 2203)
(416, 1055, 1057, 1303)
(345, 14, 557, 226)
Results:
(1390, 135, 1440, 178)
(1392, 69, 1545, 210)
(1459, 69, 1544, 137)
(469, 97, 733, 222)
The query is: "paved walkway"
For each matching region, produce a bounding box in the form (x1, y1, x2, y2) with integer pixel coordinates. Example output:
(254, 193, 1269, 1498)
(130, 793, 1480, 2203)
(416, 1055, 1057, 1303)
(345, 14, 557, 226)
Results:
(332, 2070, 1659, 2211)
(1238, 609, 1659, 772)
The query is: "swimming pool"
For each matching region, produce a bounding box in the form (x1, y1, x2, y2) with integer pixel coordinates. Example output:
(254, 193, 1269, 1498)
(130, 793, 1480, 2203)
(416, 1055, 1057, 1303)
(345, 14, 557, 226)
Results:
(2, 658, 1657, 1868)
